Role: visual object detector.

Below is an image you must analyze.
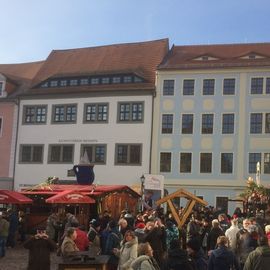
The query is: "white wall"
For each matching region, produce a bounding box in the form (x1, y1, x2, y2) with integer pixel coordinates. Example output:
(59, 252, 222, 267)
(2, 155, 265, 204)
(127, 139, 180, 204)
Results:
(14, 95, 153, 190)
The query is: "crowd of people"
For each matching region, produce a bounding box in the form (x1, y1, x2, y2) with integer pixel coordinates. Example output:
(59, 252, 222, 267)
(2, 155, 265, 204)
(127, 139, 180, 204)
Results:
(1, 205, 270, 270)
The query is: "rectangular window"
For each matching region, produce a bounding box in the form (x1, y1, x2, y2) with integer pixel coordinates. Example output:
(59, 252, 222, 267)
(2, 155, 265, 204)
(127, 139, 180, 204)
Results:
(223, 79, 235, 95)
(250, 113, 262, 134)
(264, 153, 270, 174)
(80, 78, 89, 85)
(249, 153, 261, 173)
(50, 80, 58, 87)
(48, 144, 74, 163)
(84, 103, 108, 122)
(180, 153, 192, 173)
(202, 114, 214, 134)
(91, 78, 99, 84)
(101, 77, 110, 84)
(160, 152, 171, 172)
(266, 78, 270, 94)
(70, 79, 78, 86)
(221, 153, 233, 173)
(52, 104, 77, 123)
(163, 80, 174, 96)
(81, 144, 106, 164)
(216, 197, 228, 214)
(182, 114, 193, 134)
(251, 78, 263, 94)
(203, 79, 215, 95)
(183, 80, 194, 95)
(19, 145, 43, 163)
(0, 81, 3, 96)
(115, 144, 142, 165)
(112, 77, 121, 84)
(200, 153, 212, 173)
(23, 105, 47, 124)
(265, 113, 270, 133)
(60, 80, 67, 87)
(118, 102, 143, 122)
(162, 114, 173, 134)
(222, 114, 234, 134)
(123, 76, 132, 83)
(0, 117, 3, 136)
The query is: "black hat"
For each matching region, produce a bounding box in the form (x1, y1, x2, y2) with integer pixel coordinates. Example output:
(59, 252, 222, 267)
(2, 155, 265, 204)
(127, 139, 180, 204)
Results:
(108, 220, 117, 229)
(186, 239, 201, 252)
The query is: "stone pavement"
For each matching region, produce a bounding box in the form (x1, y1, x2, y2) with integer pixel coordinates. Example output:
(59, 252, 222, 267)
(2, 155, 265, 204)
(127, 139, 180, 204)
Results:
(0, 244, 59, 270)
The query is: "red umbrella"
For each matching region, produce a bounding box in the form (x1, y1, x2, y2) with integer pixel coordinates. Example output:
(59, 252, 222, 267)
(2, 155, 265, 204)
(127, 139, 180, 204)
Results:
(0, 190, 33, 204)
(45, 190, 95, 204)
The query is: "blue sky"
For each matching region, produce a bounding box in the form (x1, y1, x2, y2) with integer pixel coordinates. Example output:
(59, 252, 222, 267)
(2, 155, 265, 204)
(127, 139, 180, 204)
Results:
(1, 0, 270, 63)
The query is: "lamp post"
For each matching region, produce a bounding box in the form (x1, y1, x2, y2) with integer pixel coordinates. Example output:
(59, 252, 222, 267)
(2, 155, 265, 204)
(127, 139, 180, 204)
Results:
(140, 174, 145, 212)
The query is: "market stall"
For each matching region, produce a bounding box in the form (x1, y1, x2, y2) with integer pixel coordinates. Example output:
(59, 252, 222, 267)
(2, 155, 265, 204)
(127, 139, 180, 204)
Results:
(20, 183, 140, 230)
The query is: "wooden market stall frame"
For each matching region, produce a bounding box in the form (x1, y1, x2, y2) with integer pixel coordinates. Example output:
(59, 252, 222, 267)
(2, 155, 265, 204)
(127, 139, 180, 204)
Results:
(156, 188, 208, 228)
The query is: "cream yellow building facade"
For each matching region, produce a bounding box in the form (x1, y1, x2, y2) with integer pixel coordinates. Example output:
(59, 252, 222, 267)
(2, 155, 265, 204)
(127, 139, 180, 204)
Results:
(151, 44, 270, 214)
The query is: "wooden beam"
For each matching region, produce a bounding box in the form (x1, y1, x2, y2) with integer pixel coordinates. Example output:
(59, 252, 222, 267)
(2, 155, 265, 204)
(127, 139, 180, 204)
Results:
(180, 200, 196, 227)
(167, 199, 182, 228)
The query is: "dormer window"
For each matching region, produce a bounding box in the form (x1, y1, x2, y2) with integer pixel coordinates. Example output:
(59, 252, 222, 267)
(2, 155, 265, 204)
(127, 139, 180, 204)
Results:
(112, 77, 121, 83)
(123, 76, 132, 83)
(70, 79, 78, 86)
(80, 78, 88, 85)
(202, 56, 209, 61)
(60, 80, 67, 87)
(101, 77, 110, 84)
(90, 78, 98, 85)
(0, 81, 4, 96)
(50, 80, 58, 87)
(41, 82, 48, 88)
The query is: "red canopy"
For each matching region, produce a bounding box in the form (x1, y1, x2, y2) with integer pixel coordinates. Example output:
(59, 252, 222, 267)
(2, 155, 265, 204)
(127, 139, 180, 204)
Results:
(0, 190, 33, 204)
(45, 190, 95, 204)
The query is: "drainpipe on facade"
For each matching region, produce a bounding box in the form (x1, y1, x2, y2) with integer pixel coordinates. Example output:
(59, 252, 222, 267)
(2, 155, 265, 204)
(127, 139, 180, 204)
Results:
(12, 97, 20, 191)
(149, 73, 157, 174)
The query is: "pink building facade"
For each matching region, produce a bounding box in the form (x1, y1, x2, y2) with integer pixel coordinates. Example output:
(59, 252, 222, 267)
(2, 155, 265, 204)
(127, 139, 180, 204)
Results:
(0, 101, 17, 189)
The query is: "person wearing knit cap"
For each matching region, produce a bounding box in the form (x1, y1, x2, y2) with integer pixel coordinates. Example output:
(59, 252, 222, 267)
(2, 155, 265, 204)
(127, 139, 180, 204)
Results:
(134, 223, 145, 243)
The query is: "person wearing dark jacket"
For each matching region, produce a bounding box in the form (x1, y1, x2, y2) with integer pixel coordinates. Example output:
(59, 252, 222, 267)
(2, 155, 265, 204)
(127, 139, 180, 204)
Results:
(24, 229, 56, 270)
(208, 236, 239, 270)
(105, 220, 122, 270)
(207, 219, 224, 252)
(243, 236, 270, 270)
(186, 238, 208, 270)
(143, 219, 166, 268)
(163, 239, 196, 270)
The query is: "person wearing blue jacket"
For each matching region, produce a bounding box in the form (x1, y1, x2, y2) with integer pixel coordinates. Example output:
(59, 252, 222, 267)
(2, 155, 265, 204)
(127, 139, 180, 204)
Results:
(208, 236, 240, 270)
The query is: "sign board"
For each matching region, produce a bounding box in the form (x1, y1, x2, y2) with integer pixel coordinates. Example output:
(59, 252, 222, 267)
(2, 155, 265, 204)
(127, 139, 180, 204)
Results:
(143, 174, 164, 210)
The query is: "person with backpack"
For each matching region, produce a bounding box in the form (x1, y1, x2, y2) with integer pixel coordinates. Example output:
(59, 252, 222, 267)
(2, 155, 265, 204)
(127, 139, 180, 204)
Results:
(208, 236, 240, 270)
(105, 220, 122, 270)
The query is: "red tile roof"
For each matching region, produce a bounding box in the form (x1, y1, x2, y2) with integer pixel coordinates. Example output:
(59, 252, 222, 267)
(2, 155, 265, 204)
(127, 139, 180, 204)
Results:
(0, 61, 44, 80)
(31, 39, 169, 87)
(159, 43, 270, 70)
